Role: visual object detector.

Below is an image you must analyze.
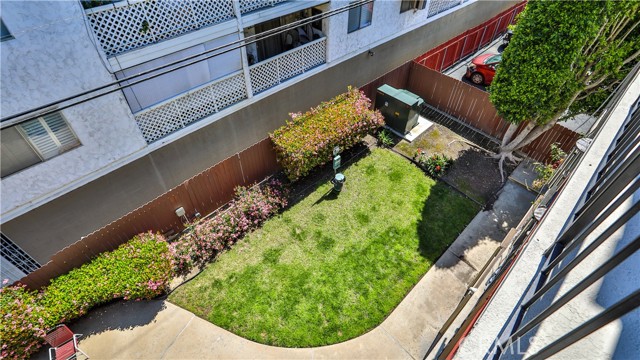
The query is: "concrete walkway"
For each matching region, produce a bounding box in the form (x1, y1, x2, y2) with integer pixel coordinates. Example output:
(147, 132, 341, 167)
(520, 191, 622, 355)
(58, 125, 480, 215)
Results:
(33, 163, 536, 360)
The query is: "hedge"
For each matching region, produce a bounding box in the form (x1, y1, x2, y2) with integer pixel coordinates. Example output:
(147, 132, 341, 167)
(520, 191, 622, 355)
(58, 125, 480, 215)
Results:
(270, 87, 384, 181)
(170, 179, 288, 276)
(0, 232, 173, 360)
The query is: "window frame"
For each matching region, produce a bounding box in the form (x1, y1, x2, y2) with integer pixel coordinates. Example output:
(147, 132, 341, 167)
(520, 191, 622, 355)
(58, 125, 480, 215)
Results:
(1, 112, 81, 178)
(347, 1, 374, 33)
(400, 0, 415, 13)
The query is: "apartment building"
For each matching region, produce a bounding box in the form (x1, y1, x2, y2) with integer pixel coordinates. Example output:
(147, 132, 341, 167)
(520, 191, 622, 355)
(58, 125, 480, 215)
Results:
(0, 0, 517, 282)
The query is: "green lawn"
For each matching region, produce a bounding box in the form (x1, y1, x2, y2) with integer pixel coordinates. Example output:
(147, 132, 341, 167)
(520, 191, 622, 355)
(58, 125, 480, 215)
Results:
(169, 148, 479, 347)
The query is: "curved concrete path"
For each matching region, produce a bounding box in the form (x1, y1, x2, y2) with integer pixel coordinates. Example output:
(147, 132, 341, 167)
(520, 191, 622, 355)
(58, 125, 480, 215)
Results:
(32, 166, 535, 360)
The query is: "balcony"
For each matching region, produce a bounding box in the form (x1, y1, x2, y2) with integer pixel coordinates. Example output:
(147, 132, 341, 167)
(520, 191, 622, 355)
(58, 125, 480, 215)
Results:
(132, 37, 326, 143)
(239, 0, 288, 14)
(134, 71, 247, 143)
(249, 37, 326, 93)
(85, 0, 289, 56)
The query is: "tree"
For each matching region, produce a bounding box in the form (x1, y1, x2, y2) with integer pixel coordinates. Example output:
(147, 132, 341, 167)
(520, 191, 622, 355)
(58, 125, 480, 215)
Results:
(490, 0, 640, 175)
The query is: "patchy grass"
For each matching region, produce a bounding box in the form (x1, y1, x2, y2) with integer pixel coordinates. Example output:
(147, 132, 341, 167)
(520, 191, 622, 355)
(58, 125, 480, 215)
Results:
(169, 149, 479, 347)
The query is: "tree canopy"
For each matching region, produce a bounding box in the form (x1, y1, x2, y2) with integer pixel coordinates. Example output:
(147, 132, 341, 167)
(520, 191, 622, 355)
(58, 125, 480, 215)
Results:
(490, 0, 640, 127)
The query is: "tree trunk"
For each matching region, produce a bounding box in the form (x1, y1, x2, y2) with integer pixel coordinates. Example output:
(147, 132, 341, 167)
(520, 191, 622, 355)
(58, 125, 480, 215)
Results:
(495, 120, 558, 182)
(501, 123, 520, 148)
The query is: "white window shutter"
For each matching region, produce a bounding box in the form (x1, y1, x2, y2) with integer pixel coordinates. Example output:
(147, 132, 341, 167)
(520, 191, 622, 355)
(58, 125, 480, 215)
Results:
(19, 119, 59, 159)
(18, 112, 79, 160)
(42, 113, 79, 151)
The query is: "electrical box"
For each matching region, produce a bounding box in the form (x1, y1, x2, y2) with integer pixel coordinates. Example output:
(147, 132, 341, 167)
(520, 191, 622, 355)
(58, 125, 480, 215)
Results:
(375, 85, 424, 135)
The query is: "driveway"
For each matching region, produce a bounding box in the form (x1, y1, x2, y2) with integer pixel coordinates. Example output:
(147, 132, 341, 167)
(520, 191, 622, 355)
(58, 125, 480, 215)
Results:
(444, 37, 506, 91)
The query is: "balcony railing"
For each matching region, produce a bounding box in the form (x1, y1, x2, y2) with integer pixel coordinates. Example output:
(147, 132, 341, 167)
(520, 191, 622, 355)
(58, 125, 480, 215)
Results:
(428, 0, 468, 18)
(249, 37, 327, 94)
(85, 0, 290, 56)
(131, 36, 325, 143)
(134, 71, 247, 143)
(239, 0, 288, 14)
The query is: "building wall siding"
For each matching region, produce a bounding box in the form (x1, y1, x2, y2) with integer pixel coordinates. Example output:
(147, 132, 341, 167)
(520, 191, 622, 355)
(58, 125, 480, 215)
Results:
(0, 0, 147, 216)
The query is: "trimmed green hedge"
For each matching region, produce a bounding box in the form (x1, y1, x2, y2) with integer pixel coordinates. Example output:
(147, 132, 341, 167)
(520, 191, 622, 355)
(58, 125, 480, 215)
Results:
(0, 232, 173, 360)
(270, 87, 384, 181)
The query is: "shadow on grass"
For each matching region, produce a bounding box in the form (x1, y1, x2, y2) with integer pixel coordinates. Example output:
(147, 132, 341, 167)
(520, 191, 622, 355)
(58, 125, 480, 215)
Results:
(312, 188, 339, 206)
(416, 181, 482, 266)
(286, 143, 371, 208)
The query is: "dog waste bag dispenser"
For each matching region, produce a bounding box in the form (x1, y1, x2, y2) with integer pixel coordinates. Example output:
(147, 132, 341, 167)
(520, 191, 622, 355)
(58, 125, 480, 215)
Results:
(375, 85, 424, 135)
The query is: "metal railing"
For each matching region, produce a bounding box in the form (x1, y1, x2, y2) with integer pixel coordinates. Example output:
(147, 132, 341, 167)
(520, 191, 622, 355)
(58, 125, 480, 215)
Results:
(249, 37, 327, 94)
(493, 72, 640, 358)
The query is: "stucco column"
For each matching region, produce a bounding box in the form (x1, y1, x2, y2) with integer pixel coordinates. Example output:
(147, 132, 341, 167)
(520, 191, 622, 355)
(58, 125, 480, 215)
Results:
(232, 1, 254, 99)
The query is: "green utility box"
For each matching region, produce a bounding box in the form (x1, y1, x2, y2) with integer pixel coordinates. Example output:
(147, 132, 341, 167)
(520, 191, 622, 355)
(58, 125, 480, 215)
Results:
(375, 85, 424, 135)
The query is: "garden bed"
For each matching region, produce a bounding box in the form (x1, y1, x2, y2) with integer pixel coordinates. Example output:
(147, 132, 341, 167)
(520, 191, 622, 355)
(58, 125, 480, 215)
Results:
(169, 148, 479, 347)
(394, 124, 516, 205)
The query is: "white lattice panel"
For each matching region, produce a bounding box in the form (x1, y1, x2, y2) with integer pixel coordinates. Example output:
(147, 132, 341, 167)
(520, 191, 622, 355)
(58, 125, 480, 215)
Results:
(250, 60, 280, 94)
(249, 38, 326, 94)
(304, 39, 326, 69)
(279, 51, 305, 81)
(239, 0, 288, 14)
(428, 0, 460, 17)
(211, 74, 248, 109)
(86, 0, 235, 56)
(135, 72, 247, 143)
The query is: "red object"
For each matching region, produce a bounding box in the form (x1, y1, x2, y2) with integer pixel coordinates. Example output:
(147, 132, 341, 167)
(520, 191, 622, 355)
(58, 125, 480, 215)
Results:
(464, 53, 502, 85)
(436, 165, 441, 171)
(44, 324, 89, 360)
(414, 1, 526, 71)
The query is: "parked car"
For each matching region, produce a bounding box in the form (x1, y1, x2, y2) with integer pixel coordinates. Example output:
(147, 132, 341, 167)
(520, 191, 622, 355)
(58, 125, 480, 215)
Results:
(465, 53, 502, 85)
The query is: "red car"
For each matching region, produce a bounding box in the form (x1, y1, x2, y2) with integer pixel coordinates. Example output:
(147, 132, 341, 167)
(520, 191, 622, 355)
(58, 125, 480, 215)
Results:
(465, 53, 502, 86)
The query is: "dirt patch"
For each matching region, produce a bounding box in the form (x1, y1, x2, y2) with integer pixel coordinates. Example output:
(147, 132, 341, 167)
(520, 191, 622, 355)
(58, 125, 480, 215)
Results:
(393, 124, 515, 206)
(441, 148, 515, 206)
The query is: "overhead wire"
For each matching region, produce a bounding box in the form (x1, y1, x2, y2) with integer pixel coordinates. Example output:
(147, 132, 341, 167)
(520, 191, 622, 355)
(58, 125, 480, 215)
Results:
(1, 0, 374, 125)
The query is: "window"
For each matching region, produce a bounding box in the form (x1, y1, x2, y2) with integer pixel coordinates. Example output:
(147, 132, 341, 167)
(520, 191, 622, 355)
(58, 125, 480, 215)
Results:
(1, 112, 80, 177)
(400, 0, 426, 13)
(1, 19, 12, 41)
(348, 1, 374, 33)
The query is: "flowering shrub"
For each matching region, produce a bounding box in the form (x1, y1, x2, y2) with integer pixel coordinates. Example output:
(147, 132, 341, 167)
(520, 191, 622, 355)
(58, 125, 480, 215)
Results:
(415, 150, 453, 178)
(170, 179, 288, 276)
(532, 143, 567, 190)
(0, 232, 173, 360)
(0, 285, 47, 360)
(270, 87, 384, 181)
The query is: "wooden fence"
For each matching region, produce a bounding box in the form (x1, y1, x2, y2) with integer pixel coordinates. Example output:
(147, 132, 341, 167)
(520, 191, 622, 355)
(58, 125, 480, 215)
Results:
(20, 138, 279, 289)
(415, 1, 526, 71)
(360, 61, 413, 104)
(405, 63, 580, 161)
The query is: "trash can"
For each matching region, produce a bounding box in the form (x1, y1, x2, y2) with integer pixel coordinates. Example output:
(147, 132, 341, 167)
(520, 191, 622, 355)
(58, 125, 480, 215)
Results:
(375, 84, 424, 135)
(332, 173, 346, 192)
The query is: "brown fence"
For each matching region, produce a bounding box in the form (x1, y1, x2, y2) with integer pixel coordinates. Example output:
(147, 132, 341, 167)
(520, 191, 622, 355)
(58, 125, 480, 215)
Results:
(20, 138, 279, 289)
(405, 63, 580, 161)
(415, 1, 526, 71)
(360, 61, 413, 104)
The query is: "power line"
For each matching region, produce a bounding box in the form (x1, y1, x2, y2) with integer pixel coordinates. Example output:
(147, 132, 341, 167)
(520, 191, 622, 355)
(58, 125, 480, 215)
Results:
(1, 0, 373, 125)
